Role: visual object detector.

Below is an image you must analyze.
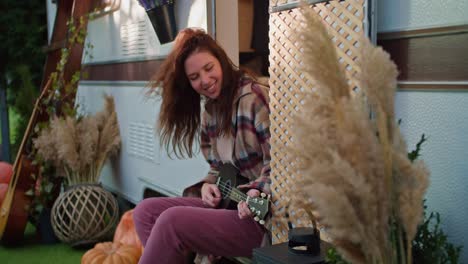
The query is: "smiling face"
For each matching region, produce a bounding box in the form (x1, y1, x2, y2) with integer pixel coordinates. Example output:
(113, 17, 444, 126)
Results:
(184, 50, 223, 99)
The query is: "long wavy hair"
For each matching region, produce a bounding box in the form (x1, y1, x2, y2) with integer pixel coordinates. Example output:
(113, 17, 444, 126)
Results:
(149, 28, 242, 158)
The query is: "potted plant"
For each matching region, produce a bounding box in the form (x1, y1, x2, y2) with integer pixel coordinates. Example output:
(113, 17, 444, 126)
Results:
(33, 95, 121, 247)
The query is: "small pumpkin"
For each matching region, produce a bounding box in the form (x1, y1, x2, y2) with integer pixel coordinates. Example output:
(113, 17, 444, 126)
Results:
(81, 242, 141, 264)
(113, 209, 144, 254)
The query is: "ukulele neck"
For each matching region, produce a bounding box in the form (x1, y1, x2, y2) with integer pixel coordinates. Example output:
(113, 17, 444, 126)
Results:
(228, 191, 245, 203)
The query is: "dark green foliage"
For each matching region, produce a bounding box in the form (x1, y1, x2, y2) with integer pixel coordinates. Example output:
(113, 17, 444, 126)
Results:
(326, 247, 350, 264)
(0, 1, 48, 159)
(25, 161, 61, 226)
(412, 202, 462, 264)
(407, 134, 427, 162)
(408, 135, 462, 262)
(0, 1, 47, 76)
(8, 66, 39, 156)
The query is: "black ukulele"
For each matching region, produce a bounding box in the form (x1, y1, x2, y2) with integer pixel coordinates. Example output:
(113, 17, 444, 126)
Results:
(215, 164, 270, 225)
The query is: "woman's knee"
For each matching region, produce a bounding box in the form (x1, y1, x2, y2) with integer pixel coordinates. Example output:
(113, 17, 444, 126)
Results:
(155, 206, 185, 228)
(154, 206, 200, 239)
(133, 198, 168, 229)
(151, 207, 192, 250)
(133, 199, 152, 223)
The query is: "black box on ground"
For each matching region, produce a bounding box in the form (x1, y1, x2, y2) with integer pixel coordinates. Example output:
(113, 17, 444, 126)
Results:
(252, 240, 331, 264)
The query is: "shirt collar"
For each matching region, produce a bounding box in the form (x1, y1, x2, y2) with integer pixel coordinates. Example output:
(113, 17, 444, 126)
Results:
(234, 77, 254, 103)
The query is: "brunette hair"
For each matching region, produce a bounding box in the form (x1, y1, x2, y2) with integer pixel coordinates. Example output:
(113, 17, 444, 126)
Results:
(150, 28, 242, 158)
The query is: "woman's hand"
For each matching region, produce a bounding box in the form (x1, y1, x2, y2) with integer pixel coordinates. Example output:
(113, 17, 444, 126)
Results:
(201, 183, 221, 208)
(238, 189, 260, 219)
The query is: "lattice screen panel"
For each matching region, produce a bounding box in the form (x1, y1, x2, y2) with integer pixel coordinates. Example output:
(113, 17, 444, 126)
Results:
(268, 0, 365, 243)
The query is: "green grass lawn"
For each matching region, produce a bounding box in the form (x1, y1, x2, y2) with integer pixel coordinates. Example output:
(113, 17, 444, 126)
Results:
(0, 222, 87, 264)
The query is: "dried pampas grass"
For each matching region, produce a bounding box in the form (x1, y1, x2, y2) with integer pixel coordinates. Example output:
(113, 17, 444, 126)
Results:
(34, 95, 121, 185)
(287, 8, 429, 264)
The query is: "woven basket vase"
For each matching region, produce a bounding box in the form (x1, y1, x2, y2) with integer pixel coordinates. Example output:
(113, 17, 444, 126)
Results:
(51, 183, 119, 247)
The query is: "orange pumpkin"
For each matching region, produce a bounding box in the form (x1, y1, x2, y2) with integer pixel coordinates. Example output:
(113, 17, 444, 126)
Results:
(81, 242, 141, 264)
(0, 162, 13, 184)
(113, 209, 144, 254)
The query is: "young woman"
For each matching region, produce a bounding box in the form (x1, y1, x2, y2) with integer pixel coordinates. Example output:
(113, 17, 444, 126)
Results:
(133, 28, 271, 264)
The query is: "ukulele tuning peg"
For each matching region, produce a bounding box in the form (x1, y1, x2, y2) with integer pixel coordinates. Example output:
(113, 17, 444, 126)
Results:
(259, 220, 265, 225)
(254, 216, 260, 222)
(260, 193, 266, 198)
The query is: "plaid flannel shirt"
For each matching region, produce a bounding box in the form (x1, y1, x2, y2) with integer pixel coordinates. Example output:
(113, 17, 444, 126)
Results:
(199, 77, 271, 195)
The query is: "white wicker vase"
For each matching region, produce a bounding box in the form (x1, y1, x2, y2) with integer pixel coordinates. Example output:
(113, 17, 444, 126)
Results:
(51, 183, 119, 247)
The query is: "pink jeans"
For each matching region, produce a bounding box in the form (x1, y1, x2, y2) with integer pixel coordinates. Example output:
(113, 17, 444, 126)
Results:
(133, 197, 265, 264)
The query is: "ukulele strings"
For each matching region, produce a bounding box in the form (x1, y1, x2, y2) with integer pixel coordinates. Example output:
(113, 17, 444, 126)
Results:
(217, 181, 248, 201)
(217, 181, 246, 199)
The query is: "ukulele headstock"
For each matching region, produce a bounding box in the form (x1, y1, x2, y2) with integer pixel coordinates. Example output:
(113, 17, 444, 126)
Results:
(247, 192, 270, 225)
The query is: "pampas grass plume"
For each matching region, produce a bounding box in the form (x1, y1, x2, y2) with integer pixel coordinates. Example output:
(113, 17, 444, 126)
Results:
(33, 95, 121, 185)
(358, 38, 398, 119)
(56, 116, 80, 173)
(95, 95, 121, 181)
(286, 6, 429, 264)
(300, 7, 349, 99)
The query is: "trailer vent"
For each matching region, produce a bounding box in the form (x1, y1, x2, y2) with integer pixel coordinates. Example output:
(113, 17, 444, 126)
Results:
(121, 20, 147, 57)
(128, 122, 158, 162)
